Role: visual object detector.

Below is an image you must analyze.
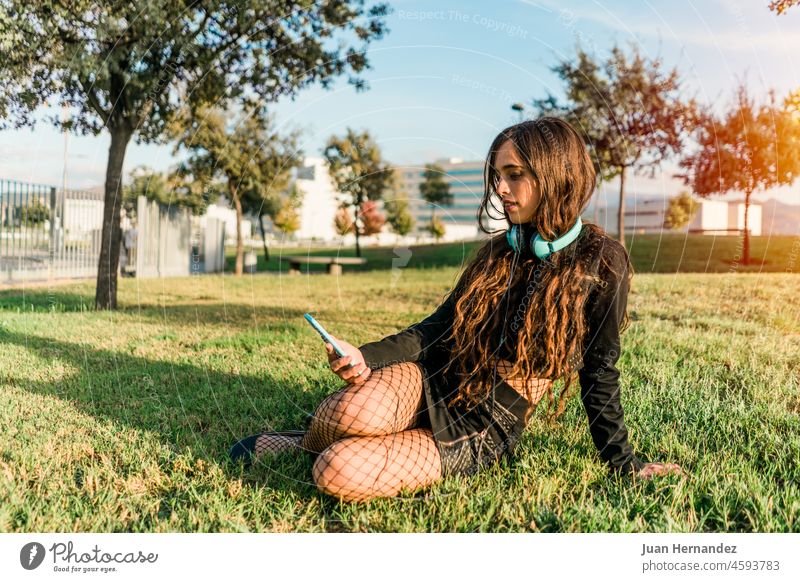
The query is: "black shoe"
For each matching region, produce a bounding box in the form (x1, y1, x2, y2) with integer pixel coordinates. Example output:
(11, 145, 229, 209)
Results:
(229, 430, 307, 468)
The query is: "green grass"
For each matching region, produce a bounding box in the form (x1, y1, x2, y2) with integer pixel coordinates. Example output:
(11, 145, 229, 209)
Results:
(232, 233, 800, 274)
(0, 256, 798, 531)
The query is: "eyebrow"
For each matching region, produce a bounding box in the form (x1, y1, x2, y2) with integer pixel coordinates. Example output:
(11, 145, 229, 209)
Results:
(500, 164, 524, 170)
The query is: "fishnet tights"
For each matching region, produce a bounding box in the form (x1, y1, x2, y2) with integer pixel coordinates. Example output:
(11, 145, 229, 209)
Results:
(251, 361, 549, 503)
(249, 362, 441, 502)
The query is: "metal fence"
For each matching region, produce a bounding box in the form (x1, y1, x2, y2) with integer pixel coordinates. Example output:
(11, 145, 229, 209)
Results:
(0, 179, 104, 284)
(1, 179, 229, 284)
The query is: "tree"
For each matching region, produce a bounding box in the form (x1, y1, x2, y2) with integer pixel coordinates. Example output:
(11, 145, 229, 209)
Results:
(334, 206, 355, 237)
(769, 0, 799, 14)
(323, 129, 393, 257)
(427, 215, 446, 242)
(123, 166, 212, 218)
(19, 199, 50, 227)
(271, 187, 302, 238)
(240, 129, 304, 262)
(678, 84, 800, 265)
(533, 43, 699, 247)
(331, 200, 384, 240)
(359, 199, 386, 238)
(419, 163, 452, 221)
(385, 196, 414, 239)
(171, 105, 303, 276)
(0, 1, 390, 308)
(663, 191, 699, 230)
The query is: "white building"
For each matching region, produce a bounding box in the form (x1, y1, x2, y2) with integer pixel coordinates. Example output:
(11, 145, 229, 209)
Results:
(394, 158, 509, 243)
(593, 197, 763, 236)
(289, 156, 504, 246)
(293, 156, 341, 243)
(205, 196, 252, 243)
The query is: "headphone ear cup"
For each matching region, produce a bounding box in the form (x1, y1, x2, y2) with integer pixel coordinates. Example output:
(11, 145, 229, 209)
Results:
(506, 224, 520, 253)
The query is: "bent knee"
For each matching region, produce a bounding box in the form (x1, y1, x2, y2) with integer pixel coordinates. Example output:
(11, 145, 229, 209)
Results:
(311, 439, 383, 502)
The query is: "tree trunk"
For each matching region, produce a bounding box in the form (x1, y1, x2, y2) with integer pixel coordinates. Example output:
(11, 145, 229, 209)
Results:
(354, 201, 361, 258)
(617, 166, 626, 248)
(230, 183, 244, 276)
(95, 124, 132, 310)
(743, 191, 751, 266)
(259, 211, 270, 262)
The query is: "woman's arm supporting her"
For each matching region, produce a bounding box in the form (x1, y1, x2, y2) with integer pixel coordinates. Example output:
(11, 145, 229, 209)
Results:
(577, 242, 646, 476)
(358, 288, 458, 370)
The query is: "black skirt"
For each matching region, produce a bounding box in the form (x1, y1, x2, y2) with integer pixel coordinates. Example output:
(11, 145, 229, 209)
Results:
(413, 359, 533, 478)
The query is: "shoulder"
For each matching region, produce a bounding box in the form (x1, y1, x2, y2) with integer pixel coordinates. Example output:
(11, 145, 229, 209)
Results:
(575, 230, 632, 314)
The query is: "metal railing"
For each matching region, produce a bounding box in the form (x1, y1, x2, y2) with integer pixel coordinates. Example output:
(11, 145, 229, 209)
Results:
(0, 178, 104, 284)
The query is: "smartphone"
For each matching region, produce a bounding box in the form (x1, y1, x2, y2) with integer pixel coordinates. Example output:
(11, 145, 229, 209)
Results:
(303, 313, 354, 367)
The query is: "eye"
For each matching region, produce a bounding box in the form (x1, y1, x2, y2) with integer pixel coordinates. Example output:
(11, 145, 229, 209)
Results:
(509, 173, 523, 181)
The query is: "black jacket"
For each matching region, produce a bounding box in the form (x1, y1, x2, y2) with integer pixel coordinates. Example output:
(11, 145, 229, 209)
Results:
(358, 240, 645, 475)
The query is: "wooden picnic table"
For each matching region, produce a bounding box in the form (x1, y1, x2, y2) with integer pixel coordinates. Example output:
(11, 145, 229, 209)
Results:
(280, 255, 367, 275)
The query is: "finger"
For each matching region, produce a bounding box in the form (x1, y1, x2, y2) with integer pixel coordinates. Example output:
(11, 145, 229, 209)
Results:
(325, 342, 333, 354)
(342, 362, 367, 382)
(331, 356, 352, 372)
(341, 361, 364, 380)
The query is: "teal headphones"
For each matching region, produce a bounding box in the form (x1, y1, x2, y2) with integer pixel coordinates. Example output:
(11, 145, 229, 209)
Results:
(506, 216, 583, 259)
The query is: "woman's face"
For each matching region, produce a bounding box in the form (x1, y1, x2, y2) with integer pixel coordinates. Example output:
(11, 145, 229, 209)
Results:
(494, 139, 540, 225)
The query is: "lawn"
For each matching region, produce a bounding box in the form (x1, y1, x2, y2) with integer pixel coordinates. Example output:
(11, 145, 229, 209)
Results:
(231, 233, 800, 274)
(0, 257, 798, 531)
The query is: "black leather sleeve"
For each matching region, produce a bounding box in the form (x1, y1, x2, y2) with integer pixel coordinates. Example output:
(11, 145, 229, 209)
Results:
(577, 242, 645, 475)
(358, 289, 458, 370)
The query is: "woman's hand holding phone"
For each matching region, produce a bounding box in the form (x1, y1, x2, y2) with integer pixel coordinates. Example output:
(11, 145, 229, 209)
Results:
(325, 335, 371, 384)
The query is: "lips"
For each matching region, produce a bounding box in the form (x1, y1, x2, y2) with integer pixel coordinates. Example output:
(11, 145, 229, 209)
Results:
(502, 201, 518, 210)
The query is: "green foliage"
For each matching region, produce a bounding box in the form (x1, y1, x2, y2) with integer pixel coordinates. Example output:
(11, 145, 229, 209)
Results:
(323, 128, 393, 255)
(663, 191, 699, 230)
(419, 163, 452, 217)
(534, 43, 697, 180)
(0, 1, 391, 139)
(123, 166, 212, 217)
(272, 190, 302, 236)
(170, 104, 304, 274)
(18, 198, 50, 226)
(384, 196, 415, 236)
(427, 215, 446, 241)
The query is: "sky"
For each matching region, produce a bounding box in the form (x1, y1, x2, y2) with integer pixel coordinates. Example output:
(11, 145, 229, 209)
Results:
(0, 0, 798, 207)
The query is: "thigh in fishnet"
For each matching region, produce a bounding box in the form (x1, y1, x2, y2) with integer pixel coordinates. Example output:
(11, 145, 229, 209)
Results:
(312, 428, 442, 502)
(301, 362, 426, 454)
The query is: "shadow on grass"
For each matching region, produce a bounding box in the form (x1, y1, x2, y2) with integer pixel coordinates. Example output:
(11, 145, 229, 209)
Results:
(0, 288, 309, 328)
(0, 326, 333, 500)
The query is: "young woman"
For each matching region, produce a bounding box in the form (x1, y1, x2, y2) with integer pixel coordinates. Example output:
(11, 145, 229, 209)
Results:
(230, 117, 683, 502)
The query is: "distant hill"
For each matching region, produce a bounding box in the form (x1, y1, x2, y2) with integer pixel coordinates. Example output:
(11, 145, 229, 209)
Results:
(762, 199, 800, 236)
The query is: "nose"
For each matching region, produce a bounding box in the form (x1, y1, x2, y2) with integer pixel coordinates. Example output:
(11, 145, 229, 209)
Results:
(496, 176, 510, 195)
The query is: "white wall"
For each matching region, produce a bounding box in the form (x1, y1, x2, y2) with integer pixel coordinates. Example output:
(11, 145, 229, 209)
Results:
(294, 157, 340, 242)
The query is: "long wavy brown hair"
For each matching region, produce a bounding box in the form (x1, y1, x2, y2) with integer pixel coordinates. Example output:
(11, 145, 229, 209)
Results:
(441, 117, 633, 422)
